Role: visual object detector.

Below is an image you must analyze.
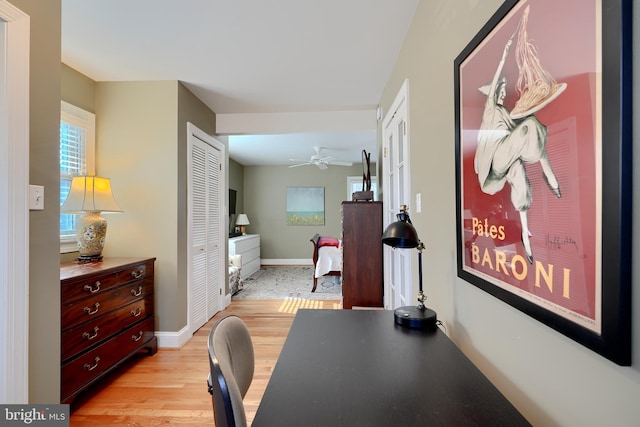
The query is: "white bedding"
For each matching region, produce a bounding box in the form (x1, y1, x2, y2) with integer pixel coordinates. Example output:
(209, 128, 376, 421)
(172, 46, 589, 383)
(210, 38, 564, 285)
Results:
(314, 242, 342, 278)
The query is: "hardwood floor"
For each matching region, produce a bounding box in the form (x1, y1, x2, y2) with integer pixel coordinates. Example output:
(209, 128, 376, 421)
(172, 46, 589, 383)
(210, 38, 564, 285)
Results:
(69, 299, 341, 426)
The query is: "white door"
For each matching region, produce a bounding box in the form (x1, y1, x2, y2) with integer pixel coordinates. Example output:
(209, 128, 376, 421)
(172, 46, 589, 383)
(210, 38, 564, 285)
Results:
(188, 123, 225, 334)
(205, 140, 223, 319)
(382, 79, 413, 310)
(0, 2, 29, 404)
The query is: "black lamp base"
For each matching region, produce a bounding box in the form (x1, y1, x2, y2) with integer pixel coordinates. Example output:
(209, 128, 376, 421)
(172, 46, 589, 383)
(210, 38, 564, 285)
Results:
(394, 306, 437, 330)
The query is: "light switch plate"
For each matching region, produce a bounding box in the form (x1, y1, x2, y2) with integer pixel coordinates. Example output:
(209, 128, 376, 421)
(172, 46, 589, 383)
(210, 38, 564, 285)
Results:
(29, 185, 44, 210)
(416, 192, 422, 213)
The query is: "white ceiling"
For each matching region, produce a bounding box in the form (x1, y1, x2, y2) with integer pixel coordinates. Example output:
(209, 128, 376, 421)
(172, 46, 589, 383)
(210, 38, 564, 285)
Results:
(61, 0, 419, 166)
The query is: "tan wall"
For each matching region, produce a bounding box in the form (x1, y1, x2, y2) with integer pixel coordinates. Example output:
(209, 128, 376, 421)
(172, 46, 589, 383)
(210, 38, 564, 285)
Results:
(96, 81, 180, 332)
(243, 164, 367, 260)
(229, 158, 244, 214)
(61, 63, 95, 114)
(380, 1, 640, 425)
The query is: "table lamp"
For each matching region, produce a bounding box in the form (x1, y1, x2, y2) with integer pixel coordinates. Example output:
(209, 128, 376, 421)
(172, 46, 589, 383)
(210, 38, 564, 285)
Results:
(382, 205, 437, 330)
(236, 214, 250, 234)
(61, 176, 123, 262)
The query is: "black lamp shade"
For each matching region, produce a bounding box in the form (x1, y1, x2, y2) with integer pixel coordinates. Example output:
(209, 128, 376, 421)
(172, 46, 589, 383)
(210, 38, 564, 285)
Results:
(381, 214, 420, 249)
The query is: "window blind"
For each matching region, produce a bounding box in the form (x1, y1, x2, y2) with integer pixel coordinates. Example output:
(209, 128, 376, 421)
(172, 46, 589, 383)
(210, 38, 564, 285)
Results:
(59, 121, 87, 238)
(59, 102, 95, 247)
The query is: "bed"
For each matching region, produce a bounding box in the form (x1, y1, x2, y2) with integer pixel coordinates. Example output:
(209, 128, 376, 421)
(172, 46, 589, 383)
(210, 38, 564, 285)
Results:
(229, 254, 243, 295)
(310, 233, 342, 292)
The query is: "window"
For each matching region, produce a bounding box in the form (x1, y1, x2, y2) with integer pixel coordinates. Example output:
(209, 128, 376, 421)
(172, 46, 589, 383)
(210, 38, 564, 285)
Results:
(347, 176, 378, 201)
(60, 101, 95, 253)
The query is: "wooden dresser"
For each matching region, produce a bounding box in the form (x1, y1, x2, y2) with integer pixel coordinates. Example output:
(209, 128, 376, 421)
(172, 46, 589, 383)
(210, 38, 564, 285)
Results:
(60, 257, 157, 404)
(341, 202, 383, 309)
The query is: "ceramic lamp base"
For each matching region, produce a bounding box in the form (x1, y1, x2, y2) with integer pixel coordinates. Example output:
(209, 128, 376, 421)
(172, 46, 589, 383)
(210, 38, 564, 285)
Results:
(77, 254, 104, 263)
(76, 211, 108, 261)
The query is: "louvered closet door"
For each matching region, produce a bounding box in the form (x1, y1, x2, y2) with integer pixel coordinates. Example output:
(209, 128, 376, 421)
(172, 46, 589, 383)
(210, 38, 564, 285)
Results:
(190, 138, 209, 331)
(188, 125, 225, 334)
(206, 143, 222, 320)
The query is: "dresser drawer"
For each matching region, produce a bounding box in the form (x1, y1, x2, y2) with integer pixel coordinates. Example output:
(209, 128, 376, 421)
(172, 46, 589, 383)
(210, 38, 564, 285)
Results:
(62, 296, 154, 362)
(61, 317, 155, 400)
(242, 247, 260, 264)
(62, 280, 153, 330)
(242, 258, 261, 279)
(232, 235, 260, 253)
(62, 261, 152, 303)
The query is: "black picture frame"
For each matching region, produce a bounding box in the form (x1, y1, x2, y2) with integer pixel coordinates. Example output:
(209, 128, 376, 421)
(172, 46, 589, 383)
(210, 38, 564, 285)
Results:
(454, 0, 632, 365)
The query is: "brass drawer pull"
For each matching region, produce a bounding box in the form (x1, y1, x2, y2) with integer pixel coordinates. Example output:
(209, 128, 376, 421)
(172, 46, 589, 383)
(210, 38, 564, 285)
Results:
(84, 281, 101, 293)
(131, 331, 144, 342)
(82, 327, 99, 340)
(83, 356, 100, 371)
(130, 307, 143, 317)
(83, 302, 100, 315)
(130, 286, 143, 297)
(131, 269, 144, 279)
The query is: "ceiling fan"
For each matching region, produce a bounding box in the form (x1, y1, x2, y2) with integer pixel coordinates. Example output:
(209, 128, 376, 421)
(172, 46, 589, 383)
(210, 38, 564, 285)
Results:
(289, 146, 353, 170)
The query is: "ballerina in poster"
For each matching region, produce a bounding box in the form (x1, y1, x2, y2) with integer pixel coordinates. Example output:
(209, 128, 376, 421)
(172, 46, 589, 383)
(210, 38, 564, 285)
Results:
(474, 5, 565, 264)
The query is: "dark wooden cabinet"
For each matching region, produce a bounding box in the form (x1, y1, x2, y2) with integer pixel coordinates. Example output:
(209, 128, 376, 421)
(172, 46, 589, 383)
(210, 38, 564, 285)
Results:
(60, 257, 157, 404)
(341, 201, 383, 309)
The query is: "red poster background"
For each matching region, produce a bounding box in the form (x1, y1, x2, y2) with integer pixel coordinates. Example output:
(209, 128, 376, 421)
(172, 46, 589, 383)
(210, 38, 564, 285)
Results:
(458, 0, 599, 331)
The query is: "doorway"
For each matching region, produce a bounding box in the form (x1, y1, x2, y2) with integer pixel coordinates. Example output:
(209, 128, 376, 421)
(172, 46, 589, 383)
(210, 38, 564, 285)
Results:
(187, 123, 226, 334)
(382, 79, 413, 310)
(0, 1, 30, 403)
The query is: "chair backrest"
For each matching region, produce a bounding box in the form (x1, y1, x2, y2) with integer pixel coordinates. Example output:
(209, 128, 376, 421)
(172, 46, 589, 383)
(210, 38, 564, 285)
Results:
(207, 315, 255, 427)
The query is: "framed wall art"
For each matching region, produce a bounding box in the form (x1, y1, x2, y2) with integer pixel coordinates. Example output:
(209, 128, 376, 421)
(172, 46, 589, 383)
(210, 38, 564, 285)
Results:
(454, 0, 632, 365)
(286, 187, 325, 226)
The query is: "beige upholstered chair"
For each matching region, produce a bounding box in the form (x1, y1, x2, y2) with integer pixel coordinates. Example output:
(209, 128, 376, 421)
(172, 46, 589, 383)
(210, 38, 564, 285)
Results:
(207, 315, 255, 427)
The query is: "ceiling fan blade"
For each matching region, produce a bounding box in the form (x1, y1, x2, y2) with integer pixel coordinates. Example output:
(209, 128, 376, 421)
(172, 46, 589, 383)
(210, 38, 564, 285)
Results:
(289, 162, 312, 168)
(328, 160, 353, 167)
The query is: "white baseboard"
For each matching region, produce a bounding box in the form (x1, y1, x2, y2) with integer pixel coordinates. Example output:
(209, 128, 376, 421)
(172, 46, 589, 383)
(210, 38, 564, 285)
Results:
(156, 296, 235, 349)
(155, 325, 191, 349)
(261, 259, 312, 266)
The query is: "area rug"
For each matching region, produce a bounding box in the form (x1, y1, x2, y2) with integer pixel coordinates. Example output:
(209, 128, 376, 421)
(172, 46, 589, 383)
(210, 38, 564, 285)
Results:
(233, 266, 342, 300)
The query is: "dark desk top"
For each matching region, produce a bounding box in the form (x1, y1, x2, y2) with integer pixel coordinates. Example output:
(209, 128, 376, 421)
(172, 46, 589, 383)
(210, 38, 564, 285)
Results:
(252, 309, 530, 427)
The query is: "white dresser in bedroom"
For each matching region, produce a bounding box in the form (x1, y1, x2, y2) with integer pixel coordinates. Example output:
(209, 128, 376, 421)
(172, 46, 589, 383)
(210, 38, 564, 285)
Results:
(229, 234, 261, 279)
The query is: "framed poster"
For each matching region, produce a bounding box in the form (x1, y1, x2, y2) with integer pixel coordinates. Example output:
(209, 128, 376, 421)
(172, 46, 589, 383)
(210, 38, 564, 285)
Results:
(454, 0, 632, 365)
(286, 187, 325, 226)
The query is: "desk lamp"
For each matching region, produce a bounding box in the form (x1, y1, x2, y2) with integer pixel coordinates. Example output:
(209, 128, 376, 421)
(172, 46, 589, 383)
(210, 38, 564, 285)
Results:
(61, 176, 123, 262)
(382, 205, 437, 330)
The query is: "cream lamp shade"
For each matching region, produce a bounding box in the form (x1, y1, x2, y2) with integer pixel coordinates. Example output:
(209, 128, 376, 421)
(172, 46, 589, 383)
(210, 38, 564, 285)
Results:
(61, 176, 123, 262)
(235, 214, 250, 234)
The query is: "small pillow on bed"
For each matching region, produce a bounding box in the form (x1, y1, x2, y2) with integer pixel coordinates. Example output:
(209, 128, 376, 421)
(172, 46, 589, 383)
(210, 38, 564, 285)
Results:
(318, 236, 340, 248)
(229, 254, 242, 267)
